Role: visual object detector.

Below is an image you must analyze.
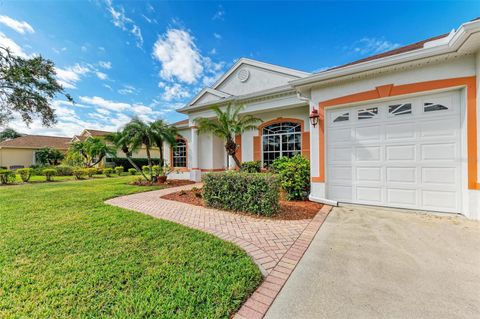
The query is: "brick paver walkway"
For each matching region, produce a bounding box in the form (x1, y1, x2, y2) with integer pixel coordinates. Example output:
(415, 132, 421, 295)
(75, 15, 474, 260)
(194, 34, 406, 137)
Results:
(106, 183, 331, 318)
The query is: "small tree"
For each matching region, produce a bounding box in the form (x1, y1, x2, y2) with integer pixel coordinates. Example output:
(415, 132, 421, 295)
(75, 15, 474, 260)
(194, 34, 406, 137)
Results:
(123, 118, 156, 181)
(0, 128, 22, 142)
(195, 103, 262, 168)
(150, 119, 177, 168)
(35, 147, 64, 165)
(0, 46, 73, 126)
(70, 137, 116, 167)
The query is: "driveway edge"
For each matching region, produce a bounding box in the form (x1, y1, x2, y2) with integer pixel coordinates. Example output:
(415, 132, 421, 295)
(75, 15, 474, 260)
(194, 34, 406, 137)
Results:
(234, 205, 333, 319)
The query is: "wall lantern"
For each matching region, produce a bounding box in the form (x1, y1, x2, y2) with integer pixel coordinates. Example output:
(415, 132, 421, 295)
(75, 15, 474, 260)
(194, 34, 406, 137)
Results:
(309, 107, 320, 127)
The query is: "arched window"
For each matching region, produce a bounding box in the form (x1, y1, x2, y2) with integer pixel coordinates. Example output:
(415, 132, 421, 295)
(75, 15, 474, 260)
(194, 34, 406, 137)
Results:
(172, 139, 187, 167)
(262, 121, 302, 167)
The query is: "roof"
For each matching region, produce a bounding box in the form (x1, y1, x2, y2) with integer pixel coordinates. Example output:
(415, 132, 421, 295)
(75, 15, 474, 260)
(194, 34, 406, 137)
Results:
(0, 135, 71, 149)
(172, 119, 188, 126)
(328, 33, 449, 71)
(84, 129, 112, 137)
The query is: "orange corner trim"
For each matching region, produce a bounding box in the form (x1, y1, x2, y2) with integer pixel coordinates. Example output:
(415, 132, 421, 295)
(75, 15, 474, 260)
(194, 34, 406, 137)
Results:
(311, 76, 478, 190)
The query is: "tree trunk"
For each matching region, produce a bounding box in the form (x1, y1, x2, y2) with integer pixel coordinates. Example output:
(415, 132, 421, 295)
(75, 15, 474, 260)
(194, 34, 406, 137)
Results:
(146, 146, 154, 182)
(125, 154, 149, 181)
(159, 143, 164, 168)
(225, 137, 241, 168)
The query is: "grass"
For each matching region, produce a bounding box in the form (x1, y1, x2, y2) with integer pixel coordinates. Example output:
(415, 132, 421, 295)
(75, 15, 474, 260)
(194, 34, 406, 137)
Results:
(14, 174, 121, 183)
(0, 177, 262, 318)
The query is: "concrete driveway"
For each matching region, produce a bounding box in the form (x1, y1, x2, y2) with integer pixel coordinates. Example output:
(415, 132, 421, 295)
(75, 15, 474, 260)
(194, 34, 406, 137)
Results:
(265, 205, 480, 319)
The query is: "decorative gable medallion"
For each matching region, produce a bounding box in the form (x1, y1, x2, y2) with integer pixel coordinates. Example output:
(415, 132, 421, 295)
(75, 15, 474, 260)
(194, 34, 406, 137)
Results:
(237, 68, 250, 82)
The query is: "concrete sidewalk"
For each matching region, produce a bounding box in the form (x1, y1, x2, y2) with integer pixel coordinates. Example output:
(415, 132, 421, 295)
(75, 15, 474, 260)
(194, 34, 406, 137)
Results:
(265, 206, 480, 319)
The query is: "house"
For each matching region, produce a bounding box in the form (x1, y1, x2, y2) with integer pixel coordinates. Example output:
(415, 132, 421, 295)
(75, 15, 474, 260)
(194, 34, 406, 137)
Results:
(0, 135, 71, 169)
(167, 18, 480, 220)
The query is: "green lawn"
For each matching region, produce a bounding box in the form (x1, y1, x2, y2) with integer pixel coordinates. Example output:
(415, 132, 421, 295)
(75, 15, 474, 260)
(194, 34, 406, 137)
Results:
(0, 177, 262, 318)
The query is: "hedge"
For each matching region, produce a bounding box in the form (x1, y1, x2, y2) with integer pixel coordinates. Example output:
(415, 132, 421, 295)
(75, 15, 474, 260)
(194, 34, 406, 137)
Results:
(271, 154, 310, 200)
(17, 168, 33, 182)
(106, 157, 159, 170)
(203, 172, 280, 216)
(0, 169, 16, 184)
(240, 161, 261, 173)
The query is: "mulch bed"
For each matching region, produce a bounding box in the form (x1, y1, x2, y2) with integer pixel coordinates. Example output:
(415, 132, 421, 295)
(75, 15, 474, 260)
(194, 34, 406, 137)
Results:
(131, 179, 196, 188)
(161, 188, 323, 220)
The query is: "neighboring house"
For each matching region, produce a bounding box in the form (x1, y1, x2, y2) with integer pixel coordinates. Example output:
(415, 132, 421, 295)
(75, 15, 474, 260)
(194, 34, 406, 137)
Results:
(0, 135, 71, 169)
(167, 18, 480, 220)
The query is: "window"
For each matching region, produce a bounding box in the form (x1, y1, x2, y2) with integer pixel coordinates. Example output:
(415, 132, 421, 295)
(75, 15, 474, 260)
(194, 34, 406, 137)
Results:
(358, 107, 378, 120)
(389, 103, 412, 116)
(172, 139, 187, 167)
(262, 121, 302, 167)
(333, 112, 349, 123)
(424, 102, 448, 112)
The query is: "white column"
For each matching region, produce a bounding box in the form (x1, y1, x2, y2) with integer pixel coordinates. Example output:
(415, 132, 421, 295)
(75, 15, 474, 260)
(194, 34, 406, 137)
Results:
(189, 127, 202, 181)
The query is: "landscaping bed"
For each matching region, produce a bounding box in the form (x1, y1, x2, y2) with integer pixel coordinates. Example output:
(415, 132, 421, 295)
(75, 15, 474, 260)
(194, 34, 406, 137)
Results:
(130, 178, 195, 188)
(161, 188, 323, 220)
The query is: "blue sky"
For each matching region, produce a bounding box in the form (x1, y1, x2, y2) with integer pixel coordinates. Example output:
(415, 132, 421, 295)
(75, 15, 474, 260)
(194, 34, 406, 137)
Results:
(0, 1, 478, 137)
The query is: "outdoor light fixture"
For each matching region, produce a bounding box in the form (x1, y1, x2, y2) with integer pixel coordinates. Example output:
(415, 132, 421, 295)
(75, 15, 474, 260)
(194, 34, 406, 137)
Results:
(309, 107, 320, 127)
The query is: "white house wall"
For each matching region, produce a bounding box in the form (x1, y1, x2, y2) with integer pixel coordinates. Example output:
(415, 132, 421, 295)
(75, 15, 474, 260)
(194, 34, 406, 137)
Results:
(216, 64, 300, 96)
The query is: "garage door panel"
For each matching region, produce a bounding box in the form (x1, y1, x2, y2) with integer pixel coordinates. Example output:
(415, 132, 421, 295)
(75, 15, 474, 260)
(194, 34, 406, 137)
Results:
(421, 167, 456, 185)
(386, 167, 417, 184)
(386, 123, 416, 140)
(355, 125, 381, 142)
(387, 188, 417, 206)
(420, 143, 457, 161)
(326, 91, 461, 213)
(356, 146, 381, 161)
(356, 167, 381, 182)
(356, 187, 382, 203)
(386, 145, 416, 161)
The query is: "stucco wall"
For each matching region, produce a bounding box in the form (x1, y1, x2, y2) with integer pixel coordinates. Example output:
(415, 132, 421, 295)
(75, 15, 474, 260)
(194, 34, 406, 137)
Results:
(0, 148, 35, 168)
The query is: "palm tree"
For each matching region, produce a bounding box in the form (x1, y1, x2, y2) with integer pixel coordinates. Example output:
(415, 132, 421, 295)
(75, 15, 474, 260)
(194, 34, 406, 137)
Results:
(123, 118, 156, 180)
(150, 119, 178, 167)
(194, 103, 262, 168)
(105, 131, 149, 181)
(70, 137, 116, 167)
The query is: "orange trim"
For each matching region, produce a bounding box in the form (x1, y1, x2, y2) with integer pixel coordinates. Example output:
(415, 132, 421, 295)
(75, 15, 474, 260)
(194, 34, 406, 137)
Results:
(311, 76, 478, 190)
(170, 137, 188, 170)
(200, 168, 225, 172)
(253, 136, 261, 161)
(258, 117, 305, 132)
(235, 134, 242, 166)
(301, 131, 310, 159)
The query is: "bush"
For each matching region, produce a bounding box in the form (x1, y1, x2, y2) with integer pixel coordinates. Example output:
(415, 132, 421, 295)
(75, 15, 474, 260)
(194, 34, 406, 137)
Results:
(96, 167, 104, 175)
(55, 165, 74, 176)
(104, 168, 113, 177)
(151, 165, 160, 176)
(0, 169, 16, 184)
(240, 160, 261, 173)
(87, 167, 97, 178)
(17, 168, 33, 182)
(271, 155, 310, 200)
(73, 168, 88, 180)
(115, 166, 124, 176)
(42, 168, 57, 182)
(128, 168, 137, 175)
(203, 172, 280, 216)
(106, 157, 159, 170)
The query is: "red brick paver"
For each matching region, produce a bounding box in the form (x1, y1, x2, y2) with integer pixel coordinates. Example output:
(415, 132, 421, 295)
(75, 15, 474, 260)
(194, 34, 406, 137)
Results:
(106, 183, 331, 317)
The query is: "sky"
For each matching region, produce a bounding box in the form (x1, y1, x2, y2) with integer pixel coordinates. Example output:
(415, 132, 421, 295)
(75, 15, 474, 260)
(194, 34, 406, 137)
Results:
(0, 0, 478, 137)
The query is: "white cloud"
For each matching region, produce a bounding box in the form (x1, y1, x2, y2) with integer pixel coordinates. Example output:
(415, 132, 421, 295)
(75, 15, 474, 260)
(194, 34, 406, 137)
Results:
(213, 32, 222, 40)
(96, 71, 108, 80)
(81, 45, 88, 52)
(162, 83, 190, 101)
(0, 15, 34, 34)
(0, 32, 28, 57)
(52, 47, 67, 54)
(118, 84, 138, 95)
(153, 29, 204, 84)
(212, 6, 225, 20)
(79, 96, 131, 112)
(210, 48, 217, 55)
(55, 64, 91, 89)
(98, 61, 112, 69)
(353, 37, 401, 55)
(104, 0, 143, 47)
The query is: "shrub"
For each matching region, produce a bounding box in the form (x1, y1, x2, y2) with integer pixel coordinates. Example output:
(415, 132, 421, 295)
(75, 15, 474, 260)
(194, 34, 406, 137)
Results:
(128, 168, 137, 175)
(73, 168, 88, 180)
(271, 155, 310, 200)
(55, 165, 74, 176)
(96, 167, 103, 175)
(203, 172, 280, 216)
(240, 161, 261, 173)
(0, 169, 16, 184)
(104, 168, 113, 177)
(115, 166, 124, 176)
(87, 168, 97, 178)
(17, 168, 33, 182)
(42, 168, 57, 182)
(106, 157, 159, 170)
(142, 165, 150, 176)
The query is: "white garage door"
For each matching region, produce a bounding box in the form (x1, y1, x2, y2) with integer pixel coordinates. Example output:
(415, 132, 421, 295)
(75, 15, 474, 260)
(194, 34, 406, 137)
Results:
(326, 91, 462, 213)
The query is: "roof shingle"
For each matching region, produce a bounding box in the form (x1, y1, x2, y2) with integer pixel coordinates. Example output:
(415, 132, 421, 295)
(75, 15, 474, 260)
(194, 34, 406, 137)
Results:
(0, 135, 71, 149)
